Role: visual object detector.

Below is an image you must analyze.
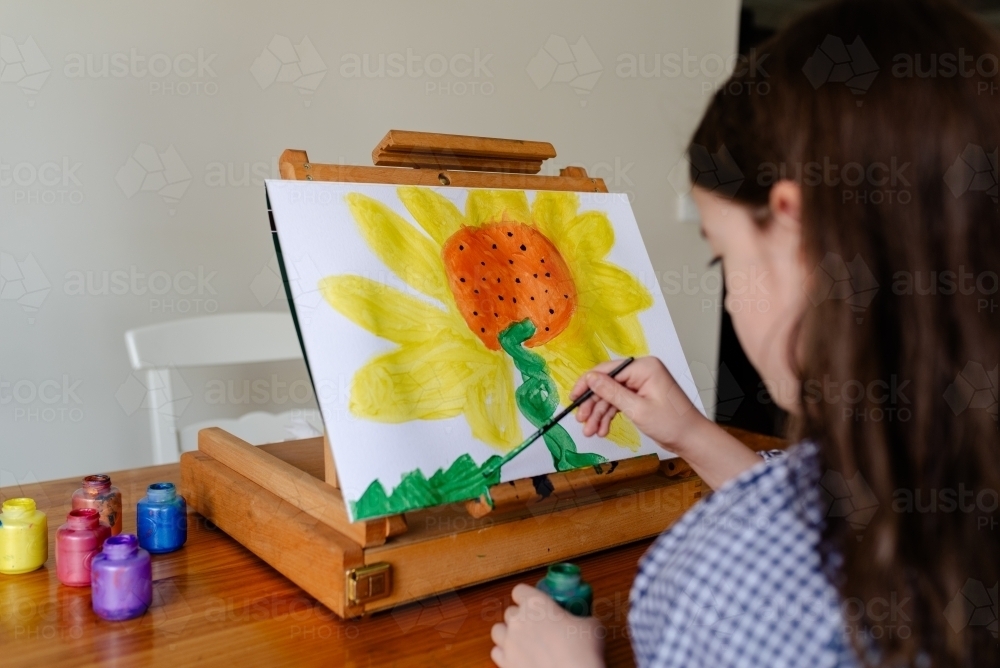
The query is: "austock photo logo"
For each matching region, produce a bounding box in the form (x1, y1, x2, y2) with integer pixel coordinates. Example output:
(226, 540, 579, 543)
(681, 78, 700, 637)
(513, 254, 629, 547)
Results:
(667, 144, 745, 200)
(944, 143, 999, 203)
(943, 361, 998, 421)
(689, 361, 745, 422)
(817, 469, 879, 534)
(1, 156, 85, 205)
(63, 47, 219, 97)
(251, 35, 327, 105)
(802, 35, 879, 104)
(0, 34, 51, 105)
(943, 579, 998, 638)
(0, 249, 51, 324)
(115, 367, 192, 421)
(805, 252, 880, 324)
(115, 143, 192, 215)
(390, 586, 469, 648)
(527, 35, 603, 106)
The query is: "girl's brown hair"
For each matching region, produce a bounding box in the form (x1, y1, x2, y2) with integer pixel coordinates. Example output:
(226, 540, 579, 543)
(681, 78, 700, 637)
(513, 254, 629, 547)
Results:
(691, 0, 999, 665)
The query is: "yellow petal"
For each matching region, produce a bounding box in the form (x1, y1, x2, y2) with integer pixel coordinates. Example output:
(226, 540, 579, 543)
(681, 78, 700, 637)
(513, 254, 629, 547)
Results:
(319, 275, 454, 345)
(593, 313, 650, 357)
(585, 263, 655, 315)
(463, 352, 522, 449)
(531, 191, 579, 241)
(564, 211, 615, 260)
(350, 336, 488, 422)
(466, 190, 530, 227)
(606, 413, 642, 451)
(346, 193, 451, 304)
(538, 319, 641, 451)
(536, 318, 609, 406)
(397, 186, 466, 247)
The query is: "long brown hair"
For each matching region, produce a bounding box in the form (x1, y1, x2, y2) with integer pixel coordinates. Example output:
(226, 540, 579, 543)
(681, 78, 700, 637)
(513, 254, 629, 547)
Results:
(691, 0, 999, 665)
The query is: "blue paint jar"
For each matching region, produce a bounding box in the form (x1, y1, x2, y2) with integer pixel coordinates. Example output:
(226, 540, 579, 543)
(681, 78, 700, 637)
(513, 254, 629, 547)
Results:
(136, 482, 187, 554)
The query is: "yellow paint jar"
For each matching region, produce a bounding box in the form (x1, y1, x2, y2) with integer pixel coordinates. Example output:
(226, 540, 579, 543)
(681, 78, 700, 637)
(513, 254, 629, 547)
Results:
(0, 498, 48, 574)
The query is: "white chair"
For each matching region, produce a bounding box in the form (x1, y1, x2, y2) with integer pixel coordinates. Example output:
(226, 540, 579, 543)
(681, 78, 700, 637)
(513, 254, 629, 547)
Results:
(124, 312, 322, 465)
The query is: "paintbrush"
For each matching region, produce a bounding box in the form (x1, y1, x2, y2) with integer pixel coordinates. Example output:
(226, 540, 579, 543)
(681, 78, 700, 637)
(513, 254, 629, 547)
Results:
(481, 357, 635, 478)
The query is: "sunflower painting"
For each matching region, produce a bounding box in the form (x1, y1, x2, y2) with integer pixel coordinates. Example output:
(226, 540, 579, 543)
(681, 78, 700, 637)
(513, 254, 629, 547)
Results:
(266, 180, 702, 521)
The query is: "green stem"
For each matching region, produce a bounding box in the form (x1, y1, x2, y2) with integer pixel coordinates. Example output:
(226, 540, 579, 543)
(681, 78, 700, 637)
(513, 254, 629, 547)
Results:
(497, 319, 606, 473)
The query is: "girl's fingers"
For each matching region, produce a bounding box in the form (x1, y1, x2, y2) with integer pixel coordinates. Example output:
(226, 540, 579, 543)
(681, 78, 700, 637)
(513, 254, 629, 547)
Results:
(490, 645, 506, 667)
(491, 622, 507, 646)
(598, 406, 618, 437)
(585, 400, 611, 436)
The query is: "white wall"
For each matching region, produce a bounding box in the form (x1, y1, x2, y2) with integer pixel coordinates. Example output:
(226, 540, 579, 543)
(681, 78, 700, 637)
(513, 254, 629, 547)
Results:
(0, 0, 738, 483)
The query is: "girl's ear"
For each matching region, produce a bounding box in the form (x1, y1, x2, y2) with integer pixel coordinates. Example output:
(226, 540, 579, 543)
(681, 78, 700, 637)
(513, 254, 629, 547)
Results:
(768, 180, 802, 231)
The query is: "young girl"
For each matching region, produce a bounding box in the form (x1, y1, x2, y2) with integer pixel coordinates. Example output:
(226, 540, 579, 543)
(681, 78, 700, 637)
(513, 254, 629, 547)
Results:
(490, 0, 999, 666)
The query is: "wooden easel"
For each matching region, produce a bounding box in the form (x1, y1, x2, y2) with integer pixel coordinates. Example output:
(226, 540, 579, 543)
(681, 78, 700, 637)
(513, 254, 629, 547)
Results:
(180, 131, 784, 619)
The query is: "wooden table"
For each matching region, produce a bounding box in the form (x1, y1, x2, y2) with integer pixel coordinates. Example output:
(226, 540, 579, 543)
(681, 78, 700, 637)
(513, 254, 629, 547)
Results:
(1, 461, 651, 667)
(1, 428, 781, 666)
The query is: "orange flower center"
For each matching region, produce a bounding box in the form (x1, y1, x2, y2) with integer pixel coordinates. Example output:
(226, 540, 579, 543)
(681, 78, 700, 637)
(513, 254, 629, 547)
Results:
(442, 222, 577, 350)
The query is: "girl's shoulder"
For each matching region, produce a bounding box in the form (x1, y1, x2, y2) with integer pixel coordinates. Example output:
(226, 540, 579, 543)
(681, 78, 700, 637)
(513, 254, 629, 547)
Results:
(628, 442, 860, 668)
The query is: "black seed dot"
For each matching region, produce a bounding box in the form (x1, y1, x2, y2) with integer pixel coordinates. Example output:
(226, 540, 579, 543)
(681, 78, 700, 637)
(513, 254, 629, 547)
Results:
(506, 232, 513, 237)
(564, 294, 569, 298)
(545, 327, 550, 331)
(497, 278, 501, 283)
(482, 277, 486, 281)
(545, 272, 551, 277)
(519, 244, 526, 251)
(549, 308, 554, 314)
(459, 245, 464, 250)
(540, 258, 545, 263)
(494, 312, 498, 317)
(512, 298, 517, 303)
(480, 261, 486, 266)
(498, 295, 504, 301)
(533, 273, 538, 278)
(530, 296, 535, 300)
(508, 259, 514, 264)
(474, 289, 479, 294)
(515, 278, 521, 283)
(545, 289, 549, 293)
(481, 327, 485, 333)
(473, 311, 478, 316)
(459, 277, 465, 282)
(492, 244, 497, 249)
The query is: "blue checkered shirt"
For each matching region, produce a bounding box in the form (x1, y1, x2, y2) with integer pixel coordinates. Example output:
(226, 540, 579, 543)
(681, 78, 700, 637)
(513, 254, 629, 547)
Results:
(628, 442, 860, 667)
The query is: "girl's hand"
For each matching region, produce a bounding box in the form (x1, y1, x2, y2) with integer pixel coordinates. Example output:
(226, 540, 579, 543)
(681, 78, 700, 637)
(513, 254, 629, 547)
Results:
(571, 356, 763, 490)
(490, 584, 605, 668)
(570, 356, 702, 449)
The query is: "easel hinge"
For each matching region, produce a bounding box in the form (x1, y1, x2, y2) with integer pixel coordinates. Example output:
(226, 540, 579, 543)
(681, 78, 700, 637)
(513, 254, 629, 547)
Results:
(347, 562, 392, 605)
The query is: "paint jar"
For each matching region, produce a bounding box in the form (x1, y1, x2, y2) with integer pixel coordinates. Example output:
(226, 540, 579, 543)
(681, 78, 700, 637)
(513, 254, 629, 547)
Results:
(72, 474, 123, 536)
(536, 562, 592, 617)
(0, 498, 48, 575)
(136, 482, 187, 554)
(56, 508, 110, 587)
(91, 533, 152, 620)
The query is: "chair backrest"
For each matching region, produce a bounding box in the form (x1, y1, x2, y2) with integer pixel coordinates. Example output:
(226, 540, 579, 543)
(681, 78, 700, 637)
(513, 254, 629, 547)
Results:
(124, 312, 307, 464)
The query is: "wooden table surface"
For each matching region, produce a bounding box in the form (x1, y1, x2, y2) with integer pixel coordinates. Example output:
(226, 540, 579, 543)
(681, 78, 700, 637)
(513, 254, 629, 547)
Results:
(0, 461, 652, 667)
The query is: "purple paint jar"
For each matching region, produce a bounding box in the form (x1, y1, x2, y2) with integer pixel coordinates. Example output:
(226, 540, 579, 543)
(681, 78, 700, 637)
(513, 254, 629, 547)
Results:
(90, 533, 152, 621)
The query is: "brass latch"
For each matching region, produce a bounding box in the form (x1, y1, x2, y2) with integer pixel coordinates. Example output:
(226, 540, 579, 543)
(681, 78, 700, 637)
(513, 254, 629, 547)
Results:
(347, 562, 392, 605)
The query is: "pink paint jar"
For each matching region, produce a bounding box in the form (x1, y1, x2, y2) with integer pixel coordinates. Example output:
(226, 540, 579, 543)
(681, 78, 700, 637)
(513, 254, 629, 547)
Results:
(56, 508, 110, 587)
(71, 474, 122, 536)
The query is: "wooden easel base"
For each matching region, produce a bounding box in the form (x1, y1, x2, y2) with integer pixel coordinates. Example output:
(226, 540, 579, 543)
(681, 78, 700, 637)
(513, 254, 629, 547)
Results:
(180, 434, 707, 619)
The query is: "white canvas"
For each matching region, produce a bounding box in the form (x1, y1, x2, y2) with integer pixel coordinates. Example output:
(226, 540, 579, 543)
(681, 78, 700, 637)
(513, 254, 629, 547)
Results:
(266, 180, 704, 521)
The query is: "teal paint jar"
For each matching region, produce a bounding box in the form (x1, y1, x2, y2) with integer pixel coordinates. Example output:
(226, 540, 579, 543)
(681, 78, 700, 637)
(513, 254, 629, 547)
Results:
(536, 562, 592, 617)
